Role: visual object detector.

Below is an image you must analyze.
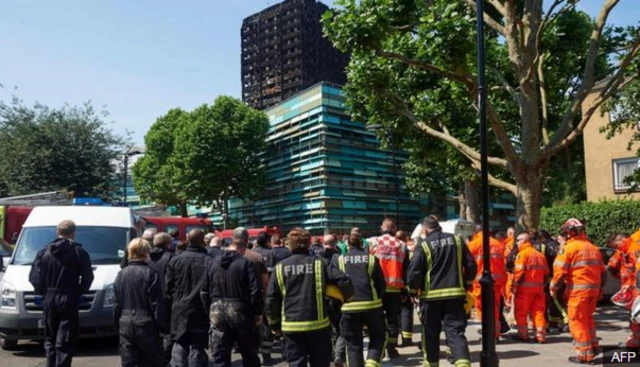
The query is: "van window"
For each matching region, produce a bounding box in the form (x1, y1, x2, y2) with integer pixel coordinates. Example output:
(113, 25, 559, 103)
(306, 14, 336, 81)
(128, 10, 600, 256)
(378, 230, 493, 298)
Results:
(164, 225, 179, 235)
(144, 224, 158, 231)
(13, 226, 128, 265)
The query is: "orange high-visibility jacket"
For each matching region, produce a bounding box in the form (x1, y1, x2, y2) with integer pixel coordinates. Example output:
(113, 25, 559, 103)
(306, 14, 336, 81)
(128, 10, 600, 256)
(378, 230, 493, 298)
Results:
(513, 241, 549, 294)
(550, 236, 606, 297)
(502, 235, 515, 257)
(468, 232, 507, 285)
(370, 234, 408, 292)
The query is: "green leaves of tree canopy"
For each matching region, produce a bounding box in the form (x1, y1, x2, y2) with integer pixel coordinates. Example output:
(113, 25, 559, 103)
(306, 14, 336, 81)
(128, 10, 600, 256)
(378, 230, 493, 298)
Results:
(0, 99, 126, 198)
(132, 97, 269, 218)
(323, 0, 640, 230)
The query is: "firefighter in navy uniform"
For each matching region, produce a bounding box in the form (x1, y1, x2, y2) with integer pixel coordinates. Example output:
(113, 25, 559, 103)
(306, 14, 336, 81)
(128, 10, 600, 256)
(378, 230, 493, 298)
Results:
(319, 234, 347, 367)
(337, 233, 387, 367)
(407, 216, 476, 367)
(396, 230, 417, 347)
(266, 227, 354, 367)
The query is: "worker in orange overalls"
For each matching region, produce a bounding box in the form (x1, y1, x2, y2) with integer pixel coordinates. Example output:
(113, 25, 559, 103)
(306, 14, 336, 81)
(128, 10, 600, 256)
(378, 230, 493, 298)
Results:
(467, 226, 506, 340)
(502, 227, 516, 308)
(512, 232, 549, 343)
(550, 219, 607, 365)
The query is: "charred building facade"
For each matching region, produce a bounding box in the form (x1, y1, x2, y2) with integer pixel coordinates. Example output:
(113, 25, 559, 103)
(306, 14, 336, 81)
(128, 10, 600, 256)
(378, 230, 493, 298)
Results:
(241, 0, 348, 110)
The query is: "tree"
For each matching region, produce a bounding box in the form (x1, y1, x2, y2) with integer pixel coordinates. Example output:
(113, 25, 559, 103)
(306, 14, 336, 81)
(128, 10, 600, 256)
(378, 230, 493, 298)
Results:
(172, 96, 269, 226)
(323, 0, 640, 230)
(0, 99, 126, 198)
(132, 108, 190, 216)
(132, 97, 269, 223)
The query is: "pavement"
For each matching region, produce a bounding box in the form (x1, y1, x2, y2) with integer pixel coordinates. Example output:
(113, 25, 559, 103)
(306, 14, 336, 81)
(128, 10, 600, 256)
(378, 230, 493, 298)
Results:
(0, 304, 632, 367)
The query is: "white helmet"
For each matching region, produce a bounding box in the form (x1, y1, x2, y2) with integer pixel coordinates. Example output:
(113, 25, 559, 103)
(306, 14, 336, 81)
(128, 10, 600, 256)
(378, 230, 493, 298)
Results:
(631, 297, 640, 324)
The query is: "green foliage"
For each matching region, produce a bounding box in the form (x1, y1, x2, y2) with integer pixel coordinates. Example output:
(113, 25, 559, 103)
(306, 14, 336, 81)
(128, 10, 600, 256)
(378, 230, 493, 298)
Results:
(540, 200, 640, 247)
(0, 99, 127, 198)
(132, 97, 269, 215)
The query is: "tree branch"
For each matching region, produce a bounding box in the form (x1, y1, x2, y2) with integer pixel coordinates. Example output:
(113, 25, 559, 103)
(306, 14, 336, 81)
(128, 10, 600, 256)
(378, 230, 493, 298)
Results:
(380, 89, 509, 168)
(463, 0, 506, 35)
(538, 52, 550, 145)
(547, 0, 621, 150)
(470, 161, 518, 195)
(373, 47, 476, 88)
(491, 67, 520, 104)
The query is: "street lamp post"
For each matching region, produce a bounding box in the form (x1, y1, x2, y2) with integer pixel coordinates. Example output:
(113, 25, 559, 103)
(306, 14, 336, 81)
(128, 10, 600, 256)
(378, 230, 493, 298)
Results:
(476, 1, 498, 366)
(366, 124, 400, 227)
(123, 148, 143, 205)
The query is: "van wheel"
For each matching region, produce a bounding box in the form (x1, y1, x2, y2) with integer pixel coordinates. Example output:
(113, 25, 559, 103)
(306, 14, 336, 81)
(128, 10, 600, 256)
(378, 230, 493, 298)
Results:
(0, 337, 18, 350)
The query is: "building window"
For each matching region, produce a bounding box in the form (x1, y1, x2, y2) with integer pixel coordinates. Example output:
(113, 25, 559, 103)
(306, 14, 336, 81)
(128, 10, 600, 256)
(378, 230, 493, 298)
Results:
(613, 157, 640, 191)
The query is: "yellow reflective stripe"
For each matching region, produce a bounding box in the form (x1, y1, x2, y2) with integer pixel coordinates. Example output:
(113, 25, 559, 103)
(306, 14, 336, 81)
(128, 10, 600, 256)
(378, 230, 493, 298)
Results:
(385, 287, 402, 293)
(422, 242, 432, 293)
(368, 255, 379, 301)
(365, 360, 381, 367)
(281, 318, 330, 332)
(276, 264, 285, 296)
(421, 287, 466, 299)
(315, 259, 323, 322)
(341, 299, 383, 312)
(338, 255, 346, 272)
(454, 359, 471, 367)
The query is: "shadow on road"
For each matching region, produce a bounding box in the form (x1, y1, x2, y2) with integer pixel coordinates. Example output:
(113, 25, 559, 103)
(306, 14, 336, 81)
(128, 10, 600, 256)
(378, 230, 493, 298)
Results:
(9, 337, 118, 359)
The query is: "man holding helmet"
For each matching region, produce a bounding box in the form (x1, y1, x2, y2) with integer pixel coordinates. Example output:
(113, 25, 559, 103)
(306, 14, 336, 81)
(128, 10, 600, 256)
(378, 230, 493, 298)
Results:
(550, 218, 607, 365)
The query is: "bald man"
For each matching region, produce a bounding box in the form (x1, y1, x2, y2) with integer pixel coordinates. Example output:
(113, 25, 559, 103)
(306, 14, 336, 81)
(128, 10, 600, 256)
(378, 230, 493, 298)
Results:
(165, 229, 215, 367)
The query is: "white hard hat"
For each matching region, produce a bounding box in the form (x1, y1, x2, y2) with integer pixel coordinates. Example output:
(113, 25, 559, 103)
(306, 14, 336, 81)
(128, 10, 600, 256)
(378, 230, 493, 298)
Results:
(631, 297, 640, 324)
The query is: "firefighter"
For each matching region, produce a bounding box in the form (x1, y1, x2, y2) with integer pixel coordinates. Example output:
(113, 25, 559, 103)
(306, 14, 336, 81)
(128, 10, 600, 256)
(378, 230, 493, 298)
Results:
(337, 233, 386, 367)
(319, 234, 346, 366)
(396, 230, 417, 347)
(114, 238, 167, 367)
(512, 232, 549, 343)
(269, 234, 291, 266)
(550, 218, 607, 365)
(533, 230, 565, 334)
(149, 232, 175, 361)
(467, 225, 506, 340)
(201, 237, 263, 367)
(407, 215, 475, 367)
(253, 231, 275, 364)
(165, 229, 215, 367)
(369, 218, 409, 358)
(266, 227, 354, 367)
(28, 220, 94, 367)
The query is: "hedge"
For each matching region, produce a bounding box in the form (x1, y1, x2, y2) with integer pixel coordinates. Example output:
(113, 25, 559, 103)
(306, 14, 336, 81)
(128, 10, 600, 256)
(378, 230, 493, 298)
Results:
(539, 200, 640, 247)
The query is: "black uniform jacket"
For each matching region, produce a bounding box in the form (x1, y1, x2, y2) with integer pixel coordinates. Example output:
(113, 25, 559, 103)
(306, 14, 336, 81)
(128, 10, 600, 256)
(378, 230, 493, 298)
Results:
(200, 250, 264, 316)
(336, 248, 386, 306)
(407, 230, 476, 300)
(114, 260, 168, 332)
(29, 238, 94, 301)
(165, 244, 214, 342)
(266, 251, 354, 332)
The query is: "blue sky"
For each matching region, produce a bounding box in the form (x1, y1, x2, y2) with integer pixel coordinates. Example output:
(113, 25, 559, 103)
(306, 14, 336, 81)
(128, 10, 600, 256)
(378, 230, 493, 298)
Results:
(0, 0, 637, 144)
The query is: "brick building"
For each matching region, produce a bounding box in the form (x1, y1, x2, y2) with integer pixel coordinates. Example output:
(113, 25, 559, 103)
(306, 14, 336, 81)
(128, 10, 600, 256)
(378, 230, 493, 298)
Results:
(241, 0, 348, 110)
(583, 82, 640, 201)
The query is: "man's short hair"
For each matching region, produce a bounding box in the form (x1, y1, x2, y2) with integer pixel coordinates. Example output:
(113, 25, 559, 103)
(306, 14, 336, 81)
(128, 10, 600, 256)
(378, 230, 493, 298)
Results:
(381, 218, 396, 233)
(287, 227, 311, 251)
(271, 234, 281, 245)
(57, 220, 76, 237)
(233, 227, 249, 243)
(256, 231, 270, 247)
(423, 215, 440, 230)
(323, 234, 337, 246)
(153, 232, 172, 249)
(128, 238, 151, 260)
(348, 234, 363, 249)
(142, 228, 157, 241)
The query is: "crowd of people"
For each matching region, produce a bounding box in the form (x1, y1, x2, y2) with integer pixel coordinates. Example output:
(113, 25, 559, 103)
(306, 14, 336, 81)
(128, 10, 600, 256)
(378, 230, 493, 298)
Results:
(26, 215, 640, 367)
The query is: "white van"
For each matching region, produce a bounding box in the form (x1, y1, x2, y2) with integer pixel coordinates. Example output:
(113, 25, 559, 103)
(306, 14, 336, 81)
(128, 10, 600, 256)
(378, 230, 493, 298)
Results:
(0, 206, 138, 350)
(411, 218, 476, 242)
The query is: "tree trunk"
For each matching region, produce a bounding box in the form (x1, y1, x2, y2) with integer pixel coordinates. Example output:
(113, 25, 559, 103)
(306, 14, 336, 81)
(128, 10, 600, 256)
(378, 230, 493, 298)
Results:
(180, 202, 188, 217)
(458, 187, 467, 220)
(515, 165, 544, 231)
(464, 178, 480, 223)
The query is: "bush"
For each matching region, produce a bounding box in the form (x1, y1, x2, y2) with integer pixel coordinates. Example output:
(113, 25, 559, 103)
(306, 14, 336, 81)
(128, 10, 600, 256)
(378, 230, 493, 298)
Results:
(540, 200, 640, 246)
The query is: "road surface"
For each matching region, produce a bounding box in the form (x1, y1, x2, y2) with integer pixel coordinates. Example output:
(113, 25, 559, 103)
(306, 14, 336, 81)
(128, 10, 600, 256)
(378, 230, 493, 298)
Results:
(0, 305, 631, 366)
